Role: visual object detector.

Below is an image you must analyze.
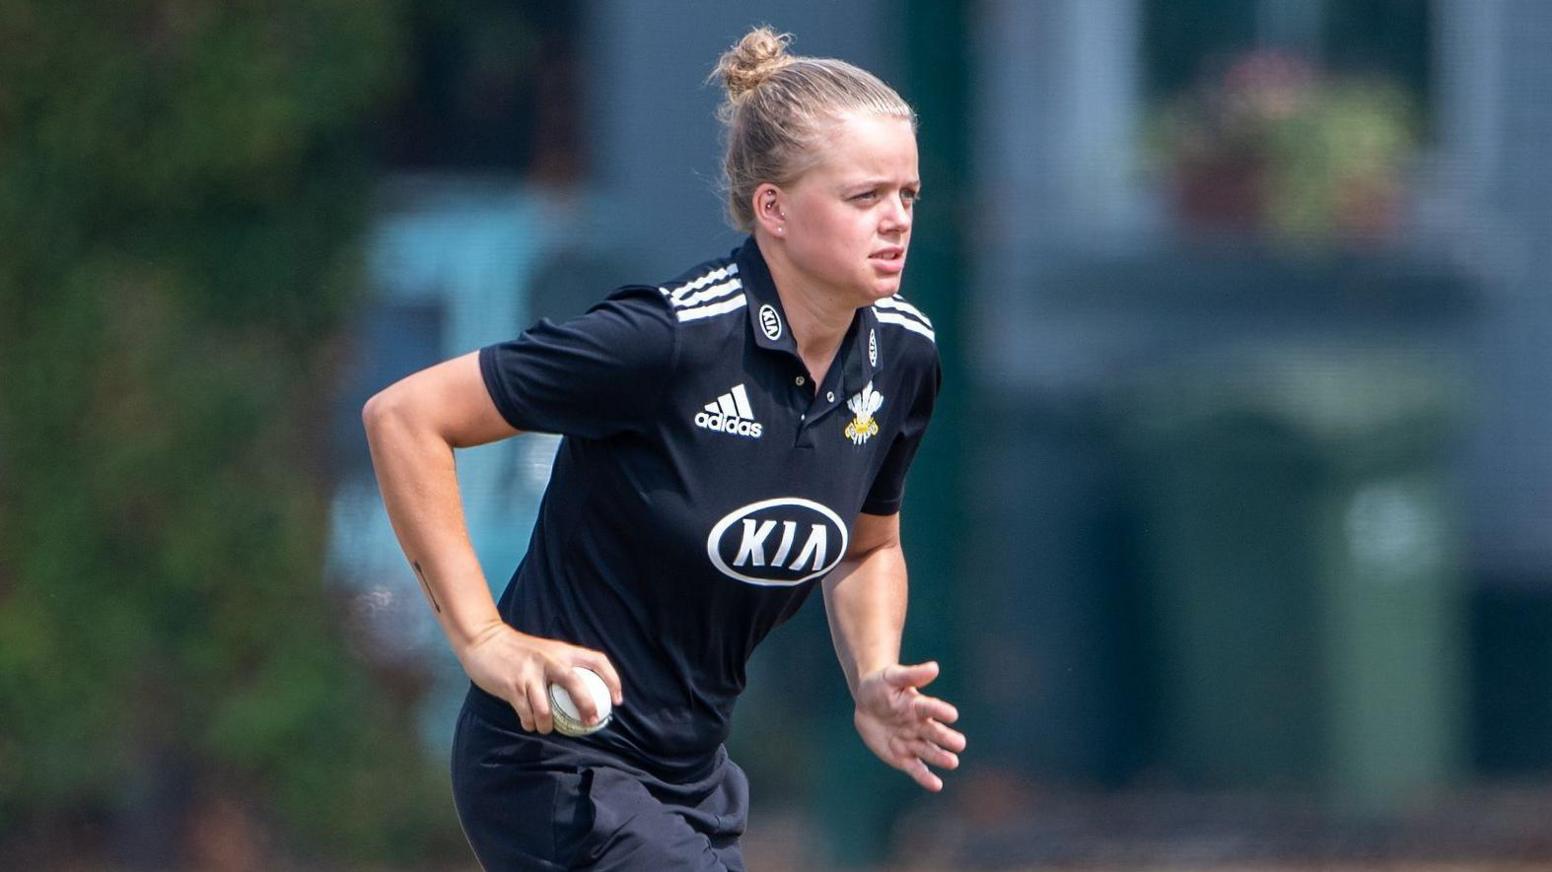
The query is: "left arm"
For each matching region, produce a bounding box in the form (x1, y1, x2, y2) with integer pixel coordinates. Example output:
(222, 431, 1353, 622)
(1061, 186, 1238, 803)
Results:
(823, 511, 966, 792)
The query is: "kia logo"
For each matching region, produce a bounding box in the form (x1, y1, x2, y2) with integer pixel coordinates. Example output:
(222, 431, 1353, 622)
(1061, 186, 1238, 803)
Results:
(758, 304, 782, 341)
(706, 498, 848, 586)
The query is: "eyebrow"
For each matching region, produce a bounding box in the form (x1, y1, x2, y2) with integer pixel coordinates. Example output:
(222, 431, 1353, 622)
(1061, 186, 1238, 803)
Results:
(843, 178, 923, 191)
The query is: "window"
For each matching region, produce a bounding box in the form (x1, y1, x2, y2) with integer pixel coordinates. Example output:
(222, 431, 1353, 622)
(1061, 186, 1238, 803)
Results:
(379, 0, 584, 178)
(1143, 0, 1432, 133)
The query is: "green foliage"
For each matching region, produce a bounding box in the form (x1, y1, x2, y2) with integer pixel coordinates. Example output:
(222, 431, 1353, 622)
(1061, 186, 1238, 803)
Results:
(1146, 50, 1418, 247)
(0, 1, 458, 861)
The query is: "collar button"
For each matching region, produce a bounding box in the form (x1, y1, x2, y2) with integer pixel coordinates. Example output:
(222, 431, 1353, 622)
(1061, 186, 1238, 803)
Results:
(794, 376, 806, 387)
(826, 391, 835, 402)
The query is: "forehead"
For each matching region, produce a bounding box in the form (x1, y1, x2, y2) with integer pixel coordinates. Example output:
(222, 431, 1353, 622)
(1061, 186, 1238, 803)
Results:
(807, 113, 918, 183)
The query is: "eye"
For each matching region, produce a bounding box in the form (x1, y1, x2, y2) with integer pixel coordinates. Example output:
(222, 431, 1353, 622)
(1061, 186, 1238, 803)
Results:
(851, 190, 879, 203)
(902, 188, 921, 205)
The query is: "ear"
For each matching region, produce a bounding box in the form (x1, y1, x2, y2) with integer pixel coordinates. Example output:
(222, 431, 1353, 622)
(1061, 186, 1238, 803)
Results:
(751, 183, 787, 238)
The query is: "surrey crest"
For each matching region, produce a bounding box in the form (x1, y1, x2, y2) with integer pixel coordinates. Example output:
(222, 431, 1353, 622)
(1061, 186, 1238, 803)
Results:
(844, 380, 884, 445)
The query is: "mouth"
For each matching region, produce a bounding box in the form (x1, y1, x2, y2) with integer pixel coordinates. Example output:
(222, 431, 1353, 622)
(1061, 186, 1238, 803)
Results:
(869, 247, 906, 272)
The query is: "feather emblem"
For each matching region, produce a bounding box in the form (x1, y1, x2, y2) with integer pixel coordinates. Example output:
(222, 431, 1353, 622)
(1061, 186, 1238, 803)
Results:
(844, 381, 884, 445)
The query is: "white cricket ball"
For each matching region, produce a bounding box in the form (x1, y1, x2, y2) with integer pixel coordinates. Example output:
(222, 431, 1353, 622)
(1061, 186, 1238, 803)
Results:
(548, 666, 613, 737)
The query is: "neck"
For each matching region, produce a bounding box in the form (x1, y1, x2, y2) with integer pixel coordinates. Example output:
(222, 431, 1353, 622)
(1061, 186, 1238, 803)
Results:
(756, 234, 855, 376)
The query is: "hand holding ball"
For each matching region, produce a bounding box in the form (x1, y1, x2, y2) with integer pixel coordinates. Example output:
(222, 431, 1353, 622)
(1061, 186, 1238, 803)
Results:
(548, 666, 613, 736)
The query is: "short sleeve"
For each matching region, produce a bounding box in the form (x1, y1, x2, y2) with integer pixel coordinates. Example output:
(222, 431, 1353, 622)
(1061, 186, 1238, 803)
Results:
(861, 351, 941, 515)
(478, 286, 677, 439)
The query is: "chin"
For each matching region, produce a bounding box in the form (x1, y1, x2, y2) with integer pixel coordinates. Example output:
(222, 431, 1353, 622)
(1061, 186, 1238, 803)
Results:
(833, 269, 903, 308)
(846, 286, 894, 309)
(868, 278, 903, 300)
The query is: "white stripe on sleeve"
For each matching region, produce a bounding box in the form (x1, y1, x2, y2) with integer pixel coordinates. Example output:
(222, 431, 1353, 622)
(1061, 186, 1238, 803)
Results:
(874, 311, 936, 342)
(675, 294, 748, 322)
(873, 295, 934, 328)
(668, 277, 743, 309)
(664, 264, 740, 300)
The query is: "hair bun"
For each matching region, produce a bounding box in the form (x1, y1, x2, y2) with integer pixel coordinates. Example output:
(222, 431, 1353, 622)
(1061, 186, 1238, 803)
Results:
(714, 26, 793, 101)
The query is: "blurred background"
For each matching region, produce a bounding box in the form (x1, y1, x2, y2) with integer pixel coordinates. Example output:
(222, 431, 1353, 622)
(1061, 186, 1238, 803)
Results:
(3, 1, 1551, 869)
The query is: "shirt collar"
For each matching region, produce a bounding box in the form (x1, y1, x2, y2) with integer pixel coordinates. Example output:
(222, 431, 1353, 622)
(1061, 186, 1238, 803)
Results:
(735, 236, 796, 355)
(735, 236, 886, 397)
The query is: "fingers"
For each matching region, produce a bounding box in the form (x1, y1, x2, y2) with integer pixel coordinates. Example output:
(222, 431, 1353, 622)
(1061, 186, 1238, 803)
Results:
(503, 666, 544, 732)
(551, 664, 602, 726)
(578, 650, 625, 707)
(911, 694, 958, 725)
(885, 732, 959, 792)
(904, 757, 944, 792)
(890, 732, 960, 773)
(527, 679, 554, 735)
(556, 647, 625, 725)
(922, 717, 968, 754)
(472, 629, 623, 733)
(511, 694, 534, 732)
(908, 737, 960, 772)
(884, 660, 939, 690)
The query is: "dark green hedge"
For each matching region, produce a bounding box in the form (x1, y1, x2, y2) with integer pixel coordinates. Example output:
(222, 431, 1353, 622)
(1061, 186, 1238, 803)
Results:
(0, 2, 461, 863)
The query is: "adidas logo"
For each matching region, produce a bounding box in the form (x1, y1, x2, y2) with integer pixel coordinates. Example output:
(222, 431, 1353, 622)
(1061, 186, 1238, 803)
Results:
(694, 384, 763, 439)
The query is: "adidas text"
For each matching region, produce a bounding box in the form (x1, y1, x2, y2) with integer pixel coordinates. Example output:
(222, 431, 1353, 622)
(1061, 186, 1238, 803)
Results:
(694, 411, 763, 438)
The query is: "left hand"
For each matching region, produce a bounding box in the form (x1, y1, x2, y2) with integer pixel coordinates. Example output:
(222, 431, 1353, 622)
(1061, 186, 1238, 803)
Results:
(853, 661, 966, 792)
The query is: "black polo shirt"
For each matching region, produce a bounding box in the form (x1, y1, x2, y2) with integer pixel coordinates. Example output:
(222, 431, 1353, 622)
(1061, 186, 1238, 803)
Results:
(473, 236, 940, 778)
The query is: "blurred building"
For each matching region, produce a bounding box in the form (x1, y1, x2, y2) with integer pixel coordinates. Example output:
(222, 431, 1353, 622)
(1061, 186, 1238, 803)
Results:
(966, 0, 1552, 797)
(327, 0, 1552, 866)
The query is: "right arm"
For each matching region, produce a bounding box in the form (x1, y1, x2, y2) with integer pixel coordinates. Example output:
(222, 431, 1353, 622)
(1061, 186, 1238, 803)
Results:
(361, 351, 622, 733)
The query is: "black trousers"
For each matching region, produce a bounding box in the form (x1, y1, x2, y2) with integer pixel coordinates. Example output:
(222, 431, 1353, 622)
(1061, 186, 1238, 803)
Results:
(451, 689, 748, 871)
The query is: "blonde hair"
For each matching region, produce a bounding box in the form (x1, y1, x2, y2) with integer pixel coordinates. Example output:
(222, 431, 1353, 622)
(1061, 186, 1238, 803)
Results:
(710, 26, 916, 232)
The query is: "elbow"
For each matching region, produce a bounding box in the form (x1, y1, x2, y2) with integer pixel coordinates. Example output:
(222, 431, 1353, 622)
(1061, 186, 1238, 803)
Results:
(363, 385, 458, 451)
(361, 388, 404, 440)
(361, 391, 383, 435)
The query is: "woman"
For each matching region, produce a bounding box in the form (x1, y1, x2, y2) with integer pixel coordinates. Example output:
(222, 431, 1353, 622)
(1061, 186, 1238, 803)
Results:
(363, 27, 964, 870)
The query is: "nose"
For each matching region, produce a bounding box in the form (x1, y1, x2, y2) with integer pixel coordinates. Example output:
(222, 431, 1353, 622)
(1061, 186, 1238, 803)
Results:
(882, 196, 911, 236)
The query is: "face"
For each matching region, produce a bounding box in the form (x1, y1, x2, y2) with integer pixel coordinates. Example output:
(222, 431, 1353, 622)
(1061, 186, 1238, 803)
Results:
(765, 113, 919, 306)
